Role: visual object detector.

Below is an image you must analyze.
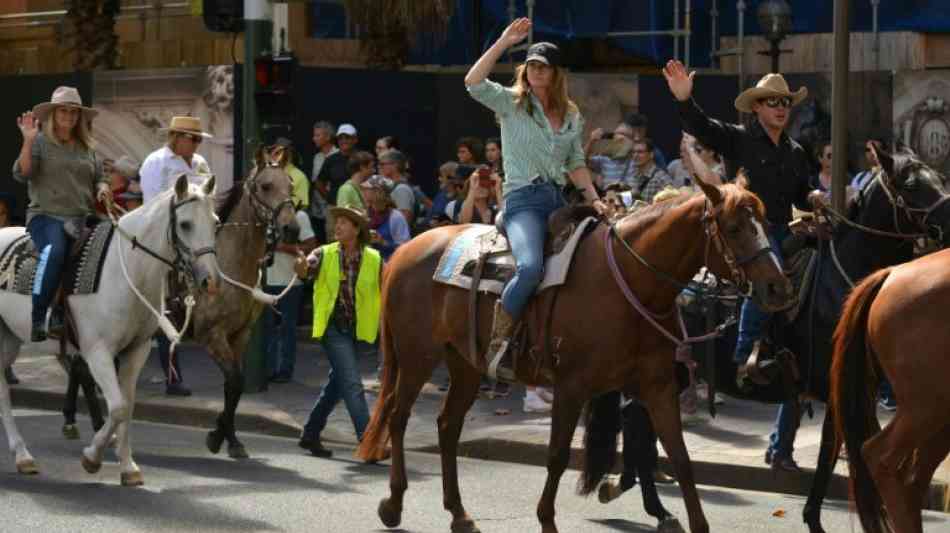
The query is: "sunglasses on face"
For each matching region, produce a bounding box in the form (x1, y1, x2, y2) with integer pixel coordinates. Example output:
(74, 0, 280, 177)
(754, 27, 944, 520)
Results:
(760, 96, 793, 109)
(184, 134, 203, 144)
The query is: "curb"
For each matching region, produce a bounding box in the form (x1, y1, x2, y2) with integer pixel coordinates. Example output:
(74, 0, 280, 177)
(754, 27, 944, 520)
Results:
(11, 384, 947, 512)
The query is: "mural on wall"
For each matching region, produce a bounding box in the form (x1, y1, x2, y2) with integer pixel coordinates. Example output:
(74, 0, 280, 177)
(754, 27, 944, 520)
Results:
(569, 73, 639, 138)
(894, 71, 950, 176)
(92, 65, 235, 194)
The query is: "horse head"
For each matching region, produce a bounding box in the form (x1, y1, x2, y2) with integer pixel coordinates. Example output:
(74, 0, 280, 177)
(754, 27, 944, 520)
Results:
(869, 145, 950, 245)
(248, 144, 296, 228)
(170, 173, 221, 295)
(694, 175, 794, 313)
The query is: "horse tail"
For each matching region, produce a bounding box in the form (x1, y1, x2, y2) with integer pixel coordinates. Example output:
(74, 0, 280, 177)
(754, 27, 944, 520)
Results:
(576, 391, 622, 495)
(355, 300, 398, 463)
(830, 266, 892, 533)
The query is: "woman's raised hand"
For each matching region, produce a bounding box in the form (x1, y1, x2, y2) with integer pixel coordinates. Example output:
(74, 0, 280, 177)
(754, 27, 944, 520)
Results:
(17, 111, 38, 141)
(499, 18, 532, 49)
(662, 60, 695, 102)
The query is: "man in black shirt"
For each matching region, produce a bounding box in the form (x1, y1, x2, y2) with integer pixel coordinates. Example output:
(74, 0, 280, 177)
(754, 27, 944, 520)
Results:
(665, 61, 815, 472)
(318, 123, 359, 205)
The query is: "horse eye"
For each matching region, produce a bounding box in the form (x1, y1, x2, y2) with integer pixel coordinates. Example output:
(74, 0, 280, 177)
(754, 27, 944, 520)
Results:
(903, 177, 918, 190)
(180, 221, 193, 232)
(261, 183, 273, 192)
(726, 224, 742, 236)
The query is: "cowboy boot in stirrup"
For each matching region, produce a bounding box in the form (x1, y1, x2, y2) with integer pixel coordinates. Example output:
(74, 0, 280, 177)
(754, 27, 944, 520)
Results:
(736, 340, 771, 389)
(485, 300, 517, 383)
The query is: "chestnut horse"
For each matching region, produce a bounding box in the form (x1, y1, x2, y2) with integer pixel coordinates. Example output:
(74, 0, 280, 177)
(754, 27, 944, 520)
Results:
(356, 177, 793, 533)
(831, 249, 950, 533)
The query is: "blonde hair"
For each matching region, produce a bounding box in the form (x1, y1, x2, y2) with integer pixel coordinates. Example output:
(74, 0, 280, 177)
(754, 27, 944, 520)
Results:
(512, 63, 579, 123)
(42, 107, 94, 151)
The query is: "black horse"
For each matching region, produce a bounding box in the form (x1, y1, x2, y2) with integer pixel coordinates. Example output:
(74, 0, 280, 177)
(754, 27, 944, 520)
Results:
(580, 147, 950, 533)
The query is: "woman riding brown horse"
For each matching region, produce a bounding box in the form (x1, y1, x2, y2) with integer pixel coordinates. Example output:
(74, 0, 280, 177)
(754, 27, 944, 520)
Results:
(832, 249, 950, 533)
(356, 174, 793, 533)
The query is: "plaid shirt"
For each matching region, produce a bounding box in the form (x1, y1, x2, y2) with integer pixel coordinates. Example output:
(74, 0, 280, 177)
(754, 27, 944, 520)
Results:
(630, 164, 673, 203)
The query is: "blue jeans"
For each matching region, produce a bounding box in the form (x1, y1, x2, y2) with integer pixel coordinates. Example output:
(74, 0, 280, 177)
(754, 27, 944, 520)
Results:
(501, 182, 565, 319)
(768, 401, 800, 460)
(262, 284, 304, 378)
(27, 215, 70, 325)
(302, 322, 370, 441)
(733, 226, 788, 364)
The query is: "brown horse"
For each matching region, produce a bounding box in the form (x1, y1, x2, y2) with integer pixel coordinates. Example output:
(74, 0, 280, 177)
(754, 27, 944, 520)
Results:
(60, 148, 295, 458)
(831, 249, 950, 533)
(356, 177, 794, 533)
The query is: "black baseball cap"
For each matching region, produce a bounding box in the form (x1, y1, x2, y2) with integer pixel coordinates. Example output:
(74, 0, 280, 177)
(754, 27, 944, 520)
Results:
(526, 42, 561, 68)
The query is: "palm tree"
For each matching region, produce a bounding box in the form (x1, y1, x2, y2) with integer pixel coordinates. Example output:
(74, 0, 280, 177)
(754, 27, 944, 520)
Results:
(343, 0, 455, 70)
(64, 0, 121, 71)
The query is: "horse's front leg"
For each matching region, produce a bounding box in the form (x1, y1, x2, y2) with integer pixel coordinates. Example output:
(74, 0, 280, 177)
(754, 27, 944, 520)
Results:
(206, 329, 250, 459)
(537, 387, 583, 533)
(112, 340, 152, 486)
(641, 377, 709, 533)
(79, 347, 126, 478)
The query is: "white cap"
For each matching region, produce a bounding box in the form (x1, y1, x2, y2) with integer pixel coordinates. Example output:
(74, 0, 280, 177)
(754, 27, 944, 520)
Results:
(337, 123, 357, 137)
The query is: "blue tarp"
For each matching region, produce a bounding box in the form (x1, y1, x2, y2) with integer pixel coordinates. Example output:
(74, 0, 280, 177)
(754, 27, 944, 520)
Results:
(310, 1, 950, 68)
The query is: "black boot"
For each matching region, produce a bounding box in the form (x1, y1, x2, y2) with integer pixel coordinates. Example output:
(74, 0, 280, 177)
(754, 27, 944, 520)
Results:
(4, 366, 18, 385)
(31, 321, 47, 343)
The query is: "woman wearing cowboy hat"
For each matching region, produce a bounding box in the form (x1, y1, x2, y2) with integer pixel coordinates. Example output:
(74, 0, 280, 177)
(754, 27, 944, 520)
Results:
(664, 61, 818, 473)
(295, 205, 382, 458)
(13, 86, 111, 342)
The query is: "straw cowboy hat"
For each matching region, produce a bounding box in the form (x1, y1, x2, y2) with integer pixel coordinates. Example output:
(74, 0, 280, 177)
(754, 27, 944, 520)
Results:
(329, 205, 371, 245)
(32, 86, 98, 123)
(734, 73, 808, 113)
(160, 116, 212, 139)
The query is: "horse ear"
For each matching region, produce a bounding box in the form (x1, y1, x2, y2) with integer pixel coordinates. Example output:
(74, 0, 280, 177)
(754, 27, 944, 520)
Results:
(202, 174, 216, 197)
(695, 172, 723, 205)
(174, 173, 190, 201)
(875, 145, 896, 181)
(253, 145, 266, 173)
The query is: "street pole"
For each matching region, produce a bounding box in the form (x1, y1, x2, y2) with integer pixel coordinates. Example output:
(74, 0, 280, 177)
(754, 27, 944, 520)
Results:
(769, 39, 780, 73)
(242, 0, 272, 176)
(831, 0, 849, 211)
(242, 0, 273, 393)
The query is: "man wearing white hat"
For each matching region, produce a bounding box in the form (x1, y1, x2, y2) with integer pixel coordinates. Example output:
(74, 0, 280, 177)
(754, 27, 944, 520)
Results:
(664, 61, 815, 472)
(139, 115, 214, 396)
(139, 116, 213, 205)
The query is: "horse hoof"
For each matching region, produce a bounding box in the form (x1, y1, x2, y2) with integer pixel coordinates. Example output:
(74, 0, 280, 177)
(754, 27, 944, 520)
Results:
(378, 498, 402, 528)
(228, 444, 249, 459)
(120, 471, 144, 487)
(16, 459, 39, 475)
(80, 454, 101, 474)
(597, 478, 623, 504)
(62, 424, 80, 440)
(657, 517, 685, 533)
(450, 517, 481, 533)
(206, 430, 224, 455)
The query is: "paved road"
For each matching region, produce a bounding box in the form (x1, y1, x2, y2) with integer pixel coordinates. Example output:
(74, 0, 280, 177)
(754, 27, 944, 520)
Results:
(0, 409, 947, 533)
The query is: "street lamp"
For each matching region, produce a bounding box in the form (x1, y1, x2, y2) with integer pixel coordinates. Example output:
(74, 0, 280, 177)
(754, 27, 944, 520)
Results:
(757, 0, 793, 73)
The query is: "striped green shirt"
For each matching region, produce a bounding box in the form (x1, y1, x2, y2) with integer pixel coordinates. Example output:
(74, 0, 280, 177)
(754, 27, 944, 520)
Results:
(467, 79, 586, 196)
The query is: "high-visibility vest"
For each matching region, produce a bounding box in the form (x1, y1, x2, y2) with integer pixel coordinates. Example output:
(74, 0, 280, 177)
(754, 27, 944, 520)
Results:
(311, 242, 381, 342)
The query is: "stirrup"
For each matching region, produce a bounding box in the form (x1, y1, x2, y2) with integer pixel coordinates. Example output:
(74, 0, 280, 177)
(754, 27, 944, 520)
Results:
(486, 340, 516, 382)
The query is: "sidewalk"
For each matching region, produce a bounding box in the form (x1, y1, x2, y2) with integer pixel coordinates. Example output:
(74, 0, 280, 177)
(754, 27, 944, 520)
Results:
(6, 340, 948, 512)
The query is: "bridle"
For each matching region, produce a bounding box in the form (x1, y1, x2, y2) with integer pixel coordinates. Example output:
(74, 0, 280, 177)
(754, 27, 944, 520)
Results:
(217, 160, 295, 265)
(700, 201, 774, 298)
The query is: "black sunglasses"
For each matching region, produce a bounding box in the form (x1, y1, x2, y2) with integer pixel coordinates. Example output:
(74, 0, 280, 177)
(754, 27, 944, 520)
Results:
(760, 96, 793, 109)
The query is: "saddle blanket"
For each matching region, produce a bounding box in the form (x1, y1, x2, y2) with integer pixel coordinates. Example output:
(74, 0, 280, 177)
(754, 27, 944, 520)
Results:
(0, 221, 115, 297)
(433, 217, 597, 295)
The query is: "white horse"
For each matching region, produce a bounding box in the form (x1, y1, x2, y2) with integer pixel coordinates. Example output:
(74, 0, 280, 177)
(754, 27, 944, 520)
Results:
(0, 174, 220, 486)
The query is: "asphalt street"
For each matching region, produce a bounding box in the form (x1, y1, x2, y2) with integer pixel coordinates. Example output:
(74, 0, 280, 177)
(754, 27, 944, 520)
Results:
(0, 409, 947, 533)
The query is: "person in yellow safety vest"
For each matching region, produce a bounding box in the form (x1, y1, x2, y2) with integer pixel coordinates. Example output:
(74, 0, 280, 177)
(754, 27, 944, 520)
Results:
(294, 205, 382, 458)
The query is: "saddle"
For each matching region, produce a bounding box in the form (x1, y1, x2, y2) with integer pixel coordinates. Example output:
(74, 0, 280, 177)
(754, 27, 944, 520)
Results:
(0, 219, 115, 344)
(433, 205, 600, 383)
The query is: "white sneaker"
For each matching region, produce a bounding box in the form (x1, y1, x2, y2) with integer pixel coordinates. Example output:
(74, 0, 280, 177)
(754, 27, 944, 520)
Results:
(523, 392, 552, 414)
(535, 387, 555, 404)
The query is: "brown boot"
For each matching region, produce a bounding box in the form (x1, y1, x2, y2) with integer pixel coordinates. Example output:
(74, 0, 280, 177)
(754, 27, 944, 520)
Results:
(736, 340, 770, 388)
(485, 301, 517, 382)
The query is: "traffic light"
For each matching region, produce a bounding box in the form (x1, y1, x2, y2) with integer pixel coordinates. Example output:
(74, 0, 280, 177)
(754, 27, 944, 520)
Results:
(254, 53, 296, 144)
(202, 0, 243, 33)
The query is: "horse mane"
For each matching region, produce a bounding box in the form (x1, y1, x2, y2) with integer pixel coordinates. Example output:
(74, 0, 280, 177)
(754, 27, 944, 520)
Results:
(618, 182, 765, 231)
(215, 179, 246, 224)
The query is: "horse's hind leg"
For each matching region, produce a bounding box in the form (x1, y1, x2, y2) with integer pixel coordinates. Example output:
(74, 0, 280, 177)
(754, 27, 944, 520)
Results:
(536, 389, 585, 533)
(641, 376, 709, 533)
(864, 412, 927, 533)
(439, 350, 482, 533)
(0, 339, 36, 474)
(112, 341, 151, 486)
(803, 408, 842, 533)
(378, 339, 438, 529)
(913, 424, 950, 509)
